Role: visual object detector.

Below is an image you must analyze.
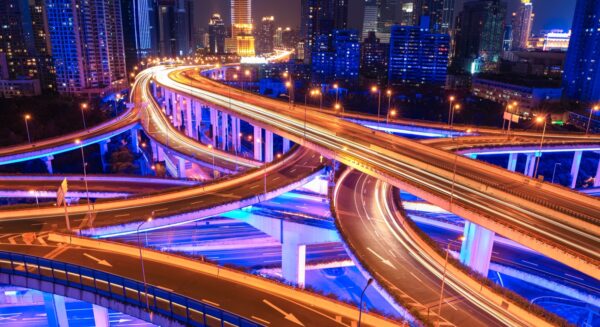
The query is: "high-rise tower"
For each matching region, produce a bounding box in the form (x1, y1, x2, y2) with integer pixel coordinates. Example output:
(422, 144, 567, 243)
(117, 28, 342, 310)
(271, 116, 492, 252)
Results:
(511, 0, 534, 50)
(563, 0, 600, 102)
(231, 0, 255, 57)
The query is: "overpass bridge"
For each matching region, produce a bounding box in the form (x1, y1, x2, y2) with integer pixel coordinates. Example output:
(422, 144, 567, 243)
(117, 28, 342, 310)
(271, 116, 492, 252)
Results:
(154, 66, 599, 282)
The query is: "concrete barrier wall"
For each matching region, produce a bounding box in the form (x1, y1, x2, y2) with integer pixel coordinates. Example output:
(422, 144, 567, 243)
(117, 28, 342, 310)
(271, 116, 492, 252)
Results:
(47, 233, 401, 327)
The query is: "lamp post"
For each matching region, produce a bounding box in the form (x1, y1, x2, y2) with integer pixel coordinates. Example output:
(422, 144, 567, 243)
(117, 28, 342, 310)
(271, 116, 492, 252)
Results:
(551, 163, 561, 184)
(74, 139, 91, 213)
(80, 103, 88, 130)
(387, 109, 397, 124)
(137, 216, 153, 313)
(371, 86, 381, 129)
(386, 89, 392, 124)
(450, 104, 461, 131)
(506, 101, 518, 133)
(357, 278, 373, 327)
(334, 103, 342, 116)
(437, 236, 465, 322)
(447, 96, 455, 126)
(285, 80, 293, 110)
(24, 114, 31, 143)
(244, 69, 250, 92)
(533, 116, 547, 178)
(586, 105, 599, 135)
(333, 83, 339, 104)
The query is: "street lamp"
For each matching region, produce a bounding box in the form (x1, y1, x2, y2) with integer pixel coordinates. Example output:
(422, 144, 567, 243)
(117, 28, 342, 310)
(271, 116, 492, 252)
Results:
(450, 104, 461, 130)
(334, 103, 342, 116)
(285, 80, 293, 110)
(506, 101, 518, 133)
(371, 86, 381, 129)
(80, 103, 88, 130)
(533, 116, 547, 178)
(437, 236, 465, 322)
(586, 105, 599, 135)
(551, 163, 562, 184)
(24, 114, 31, 143)
(137, 216, 153, 313)
(333, 83, 339, 103)
(448, 96, 455, 126)
(357, 278, 373, 327)
(208, 144, 216, 179)
(387, 109, 397, 124)
(386, 89, 392, 124)
(74, 139, 91, 213)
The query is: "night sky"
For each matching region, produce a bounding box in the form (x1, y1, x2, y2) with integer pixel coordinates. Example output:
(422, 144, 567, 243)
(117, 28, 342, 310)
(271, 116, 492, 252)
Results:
(194, 0, 576, 33)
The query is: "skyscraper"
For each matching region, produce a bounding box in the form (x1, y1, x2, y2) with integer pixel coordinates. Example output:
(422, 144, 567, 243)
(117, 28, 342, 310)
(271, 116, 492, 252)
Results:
(156, 0, 194, 57)
(416, 0, 455, 34)
(333, 29, 360, 83)
(388, 25, 450, 85)
(45, 0, 126, 95)
(563, 0, 600, 103)
(511, 0, 534, 50)
(453, 0, 507, 73)
(208, 13, 226, 54)
(121, 0, 157, 72)
(301, 0, 348, 62)
(0, 0, 54, 91)
(361, 0, 379, 41)
(361, 31, 388, 83)
(361, 0, 398, 43)
(256, 16, 275, 55)
(399, 1, 419, 26)
(231, 0, 255, 57)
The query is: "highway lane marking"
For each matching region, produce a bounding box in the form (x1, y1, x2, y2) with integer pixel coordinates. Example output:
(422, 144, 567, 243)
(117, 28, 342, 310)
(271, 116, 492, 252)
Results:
(521, 260, 538, 267)
(83, 253, 113, 267)
(272, 176, 280, 181)
(154, 208, 169, 212)
(44, 245, 68, 260)
(262, 299, 304, 326)
(7, 235, 18, 245)
(249, 185, 259, 189)
(115, 213, 130, 217)
(366, 247, 396, 269)
(30, 222, 47, 226)
(251, 316, 271, 325)
(36, 236, 47, 246)
(409, 272, 422, 283)
(191, 200, 204, 205)
(201, 299, 220, 307)
(565, 273, 584, 281)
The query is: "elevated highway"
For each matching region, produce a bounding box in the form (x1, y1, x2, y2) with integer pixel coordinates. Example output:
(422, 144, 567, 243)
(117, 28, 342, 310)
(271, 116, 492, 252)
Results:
(156, 66, 600, 280)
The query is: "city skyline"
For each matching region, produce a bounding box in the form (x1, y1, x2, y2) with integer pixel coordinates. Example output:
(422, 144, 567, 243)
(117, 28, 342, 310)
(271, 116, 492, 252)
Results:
(195, 0, 576, 33)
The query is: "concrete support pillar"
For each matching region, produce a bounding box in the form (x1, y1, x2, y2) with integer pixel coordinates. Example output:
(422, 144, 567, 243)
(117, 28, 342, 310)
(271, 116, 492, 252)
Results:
(253, 125, 263, 161)
(130, 127, 139, 153)
(594, 158, 600, 187)
(265, 131, 274, 162)
(570, 150, 583, 189)
(44, 155, 54, 174)
(507, 153, 518, 172)
(177, 157, 187, 178)
(210, 108, 218, 147)
(231, 117, 241, 152)
(220, 112, 229, 151)
(99, 140, 109, 171)
(283, 139, 291, 153)
(184, 98, 193, 137)
(92, 305, 109, 327)
(281, 242, 306, 288)
(193, 102, 201, 140)
(524, 153, 536, 177)
(156, 145, 165, 162)
(43, 293, 69, 327)
(459, 221, 495, 276)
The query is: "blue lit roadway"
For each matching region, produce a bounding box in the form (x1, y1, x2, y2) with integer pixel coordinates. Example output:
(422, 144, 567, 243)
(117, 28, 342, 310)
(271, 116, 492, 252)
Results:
(161, 66, 600, 280)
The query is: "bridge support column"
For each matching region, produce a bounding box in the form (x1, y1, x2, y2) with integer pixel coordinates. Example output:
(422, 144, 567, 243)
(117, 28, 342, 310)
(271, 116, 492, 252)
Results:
(282, 242, 306, 288)
(459, 221, 495, 276)
(156, 144, 165, 162)
(524, 153, 535, 177)
(92, 305, 109, 327)
(99, 140, 109, 171)
(177, 157, 187, 178)
(130, 127, 140, 153)
(254, 126, 263, 161)
(265, 131, 274, 162)
(231, 117, 241, 152)
(43, 293, 69, 327)
(594, 158, 600, 187)
(283, 139, 290, 153)
(220, 112, 229, 151)
(210, 108, 218, 147)
(193, 102, 201, 140)
(43, 155, 54, 174)
(507, 153, 518, 172)
(570, 150, 582, 188)
(184, 98, 193, 137)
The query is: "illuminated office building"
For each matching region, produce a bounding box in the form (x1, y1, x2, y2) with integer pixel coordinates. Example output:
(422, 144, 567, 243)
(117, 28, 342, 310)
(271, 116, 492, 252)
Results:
(511, 0, 534, 50)
(256, 16, 275, 55)
(231, 0, 255, 57)
(208, 13, 226, 54)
